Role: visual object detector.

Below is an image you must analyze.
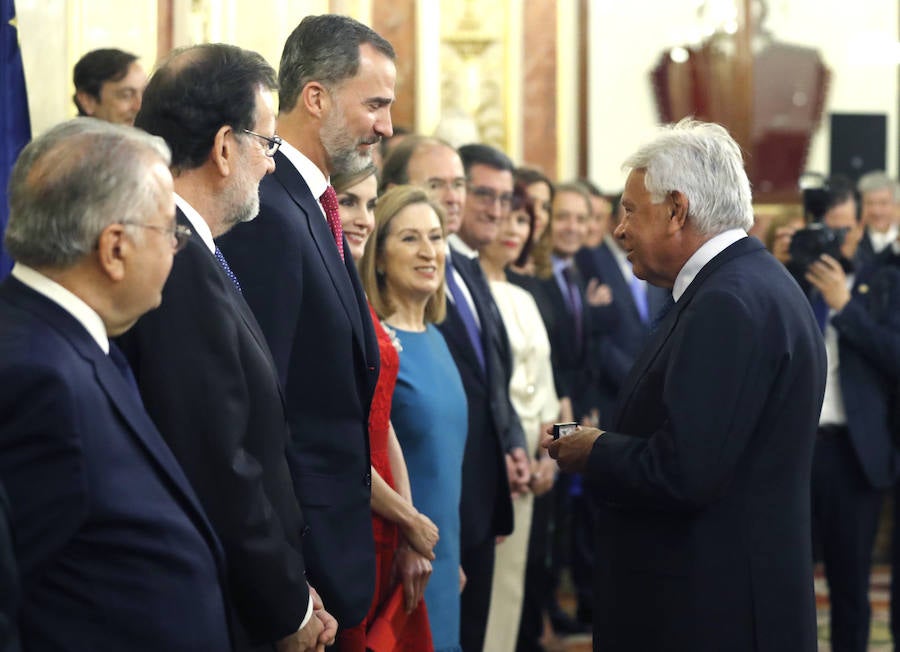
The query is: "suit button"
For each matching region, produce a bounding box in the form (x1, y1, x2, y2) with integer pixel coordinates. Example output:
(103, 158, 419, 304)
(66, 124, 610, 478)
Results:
(364, 471, 372, 488)
(301, 525, 311, 537)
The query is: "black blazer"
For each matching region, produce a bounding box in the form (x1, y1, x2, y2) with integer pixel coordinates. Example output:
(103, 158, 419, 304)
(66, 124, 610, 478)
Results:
(831, 247, 900, 489)
(218, 151, 378, 627)
(0, 483, 19, 652)
(438, 251, 516, 548)
(117, 213, 309, 648)
(0, 277, 230, 652)
(587, 238, 825, 651)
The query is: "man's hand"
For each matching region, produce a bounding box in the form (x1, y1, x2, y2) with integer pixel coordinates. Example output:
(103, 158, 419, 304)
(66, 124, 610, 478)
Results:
(309, 585, 337, 651)
(400, 511, 438, 560)
(772, 224, 798, 264)
(529, 454, 557, 496)
(806, 254, 851, 312)
(506, 447, 531, 497)
(542, 426, 603, 474)
(275, 605, 323, 652)
(459, 565, 467, 594)
(585, 278, 613, 306)
(392, 544, 433, 613)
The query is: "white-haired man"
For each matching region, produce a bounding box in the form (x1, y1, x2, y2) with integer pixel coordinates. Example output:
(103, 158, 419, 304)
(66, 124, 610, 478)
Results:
(546, 119, 826, 651)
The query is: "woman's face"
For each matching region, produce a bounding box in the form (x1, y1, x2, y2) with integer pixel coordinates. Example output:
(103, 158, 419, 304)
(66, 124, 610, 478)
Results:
(337, 174, 378, 262)
(379, 202, 446, 307)
(527, 181, 552, 243)
(481, 207, 531, 270)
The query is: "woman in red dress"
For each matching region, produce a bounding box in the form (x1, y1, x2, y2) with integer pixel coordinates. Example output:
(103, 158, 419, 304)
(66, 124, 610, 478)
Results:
(332, 164, 436, 652)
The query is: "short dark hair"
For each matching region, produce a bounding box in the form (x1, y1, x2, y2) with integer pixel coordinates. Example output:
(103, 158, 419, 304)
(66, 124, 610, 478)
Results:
(458, 143, 514, 176)
(809, 174, 858, 223)
(72, 48, 138, 115)
(278, 14, 395, 112)
(135, 44, 277, 173)
(575, 177, 604, 198)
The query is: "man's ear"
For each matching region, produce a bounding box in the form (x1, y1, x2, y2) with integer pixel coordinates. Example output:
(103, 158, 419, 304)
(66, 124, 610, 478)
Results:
(668, 190, 689, 232)
(301, 81, 330, 120)
(75, 91, 98, 117)
(95, 223, 129, 282)
(210, 125, 234, 177)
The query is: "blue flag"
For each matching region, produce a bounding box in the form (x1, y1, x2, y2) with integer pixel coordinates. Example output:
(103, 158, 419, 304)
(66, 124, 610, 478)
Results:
(1, 0, 31, 278)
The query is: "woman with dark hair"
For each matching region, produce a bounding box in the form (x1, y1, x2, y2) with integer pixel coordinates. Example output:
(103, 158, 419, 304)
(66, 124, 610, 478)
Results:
(479, 182, 560, 652)
(332, 167, 437, 652)
(360, 186, 467, 652)
(511, 167, 555, 276)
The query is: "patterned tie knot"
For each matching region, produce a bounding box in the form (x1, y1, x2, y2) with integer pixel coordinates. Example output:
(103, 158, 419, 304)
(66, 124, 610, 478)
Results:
(320, 185, 345, 262)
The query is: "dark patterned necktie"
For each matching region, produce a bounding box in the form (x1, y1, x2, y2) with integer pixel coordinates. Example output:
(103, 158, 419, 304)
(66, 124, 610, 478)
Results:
(320, 185, 345, 262)
(214, 247, 242, 292)
(445, 256, 485, 371)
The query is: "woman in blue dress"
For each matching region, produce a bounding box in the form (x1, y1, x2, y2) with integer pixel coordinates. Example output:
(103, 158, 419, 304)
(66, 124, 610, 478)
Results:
(360, 185, 467, 652)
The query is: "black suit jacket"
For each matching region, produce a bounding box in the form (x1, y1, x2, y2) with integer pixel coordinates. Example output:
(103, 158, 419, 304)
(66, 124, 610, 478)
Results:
(0, 483, 19, 652)
(830, 247, 900, 489)
(438, 250, 517, 548)
(217, 151, 378, 627)
(117, 213, 309, 648)
(587, 238, 825, 651)
(576, 242, 672, 424)
(0, 277, 230, 652)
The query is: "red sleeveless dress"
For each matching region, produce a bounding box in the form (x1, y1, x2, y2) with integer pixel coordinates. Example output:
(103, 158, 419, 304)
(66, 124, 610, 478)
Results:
(334, 306, 433, 652)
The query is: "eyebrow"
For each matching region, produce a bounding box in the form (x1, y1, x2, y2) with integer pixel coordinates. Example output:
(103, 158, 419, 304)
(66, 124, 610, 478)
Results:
(365, 96, 394, 107)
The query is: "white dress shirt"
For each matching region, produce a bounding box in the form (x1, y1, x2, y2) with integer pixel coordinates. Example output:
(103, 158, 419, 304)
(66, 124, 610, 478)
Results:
(672, 228, 747, 302)
(277, 140, 330, 224)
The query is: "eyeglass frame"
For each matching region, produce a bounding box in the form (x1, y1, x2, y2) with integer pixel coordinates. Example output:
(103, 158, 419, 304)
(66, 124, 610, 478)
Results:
(467, 184, 516, 211)
(242, 128, 283, 157)
(122, 221, 192, 252)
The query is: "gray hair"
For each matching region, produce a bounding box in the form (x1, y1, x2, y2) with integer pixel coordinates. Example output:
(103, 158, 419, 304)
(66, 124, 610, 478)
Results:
(5, 117, 171, 268)
(622, 118, 753, 235)
(278, 14, 395, 112)
(857, 170, 900, 202)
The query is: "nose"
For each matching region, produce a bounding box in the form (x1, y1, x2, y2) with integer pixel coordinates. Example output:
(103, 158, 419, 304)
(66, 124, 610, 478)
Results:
(376, 107, 393, 139)
(419, 237, 436, 259)
(613, 221, 626, 239)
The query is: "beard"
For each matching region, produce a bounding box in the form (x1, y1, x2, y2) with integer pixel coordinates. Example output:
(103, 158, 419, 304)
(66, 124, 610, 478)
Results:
(222, 164, 261, 232)
(320, 103, 376, 176)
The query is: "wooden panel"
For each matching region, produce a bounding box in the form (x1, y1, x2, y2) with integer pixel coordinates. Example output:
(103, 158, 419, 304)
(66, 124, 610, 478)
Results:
(522, 0, 556, 177)
(371, 0, 416, 132)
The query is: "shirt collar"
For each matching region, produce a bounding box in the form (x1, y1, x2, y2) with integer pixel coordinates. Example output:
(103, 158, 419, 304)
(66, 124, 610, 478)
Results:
(278, 140, 329, 203)
(672, 228, 747, 302)
(551, 255, 573, 277)
(870, 224, 899, 253)
(11, 263, 110, 353)
(175, 193, 215, 253)
(448, 233, 479, 259)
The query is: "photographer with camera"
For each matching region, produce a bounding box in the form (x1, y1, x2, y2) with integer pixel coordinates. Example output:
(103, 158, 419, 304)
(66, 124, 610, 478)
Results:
(783, 174, 900, 652)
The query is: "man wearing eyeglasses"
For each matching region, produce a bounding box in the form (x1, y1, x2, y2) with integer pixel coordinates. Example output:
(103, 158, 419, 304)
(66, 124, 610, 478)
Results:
(0, 118, 232, 651)
(117, 44, 334, 652)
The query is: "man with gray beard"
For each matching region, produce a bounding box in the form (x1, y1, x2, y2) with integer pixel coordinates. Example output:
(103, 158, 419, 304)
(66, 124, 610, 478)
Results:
(117, 44, 336, 652)
(217, 14, 396, 638)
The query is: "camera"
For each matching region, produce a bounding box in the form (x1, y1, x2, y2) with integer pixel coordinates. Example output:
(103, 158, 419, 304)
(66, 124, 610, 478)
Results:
(788, 223, 848, 269)
(552, 422, 578, 440)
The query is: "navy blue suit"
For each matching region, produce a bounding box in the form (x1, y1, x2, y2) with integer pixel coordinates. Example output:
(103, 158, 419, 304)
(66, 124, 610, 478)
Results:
(217, 151, 378, 628)
(576, 242, 671, 425)
(0, 276, 230, 652)
(0, 483, 19, 652)
(587, 237, 826, 651)
(807, 247, 900, 651)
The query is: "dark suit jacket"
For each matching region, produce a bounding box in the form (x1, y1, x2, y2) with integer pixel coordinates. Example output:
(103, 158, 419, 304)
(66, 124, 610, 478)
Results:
(217, 152, 378, 627)
(0, 483, 20, 652)
(117, 213, 310, 647)
(831, 247, 900, 489)
(576, 242, 672, 425)
(586, 237, 826, 651)
(0, 277, 230, 652)
(438, 251, 516, 548)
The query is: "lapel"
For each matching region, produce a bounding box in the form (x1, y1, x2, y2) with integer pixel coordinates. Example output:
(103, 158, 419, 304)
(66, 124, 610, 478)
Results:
(1, 278, 221, 554)
(613, 237, 763, 426)
(272, 152, 368, 357)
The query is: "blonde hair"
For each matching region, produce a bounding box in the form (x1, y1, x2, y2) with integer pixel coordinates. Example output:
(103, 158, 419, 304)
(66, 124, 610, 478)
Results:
(360, 185, 448, 324)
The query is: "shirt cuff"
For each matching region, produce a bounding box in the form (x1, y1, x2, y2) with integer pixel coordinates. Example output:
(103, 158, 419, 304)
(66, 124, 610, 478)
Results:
(297, 594, 314, 631)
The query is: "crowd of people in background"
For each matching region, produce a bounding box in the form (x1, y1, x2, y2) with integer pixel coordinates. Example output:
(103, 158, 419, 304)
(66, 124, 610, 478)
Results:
(1, 11, 899, 652)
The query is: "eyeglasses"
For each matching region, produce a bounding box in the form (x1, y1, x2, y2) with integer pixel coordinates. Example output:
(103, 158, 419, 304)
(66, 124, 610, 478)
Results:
(242, 129, 283, 157)
(468, 185, 515, 211)
(124, 222, 192, 252)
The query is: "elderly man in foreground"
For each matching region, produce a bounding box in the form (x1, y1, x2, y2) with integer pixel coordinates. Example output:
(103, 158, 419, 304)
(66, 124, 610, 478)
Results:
(546, 119, 826, 652)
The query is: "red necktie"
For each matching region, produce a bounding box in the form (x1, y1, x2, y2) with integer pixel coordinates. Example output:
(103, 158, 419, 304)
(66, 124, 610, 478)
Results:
(320, 185, 345, 261)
